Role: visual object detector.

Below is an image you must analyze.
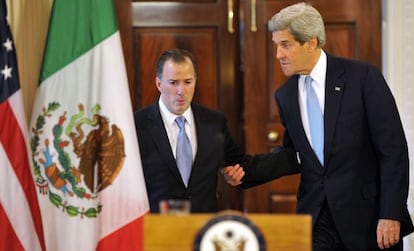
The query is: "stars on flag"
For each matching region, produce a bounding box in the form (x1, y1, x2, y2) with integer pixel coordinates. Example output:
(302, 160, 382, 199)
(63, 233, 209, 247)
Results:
(2, 30, 14, 81)
(1, 3, 20, 101)
(1, 36, 13, 80)
(3, 37, 13, 51)
(1, 64, 12, 80)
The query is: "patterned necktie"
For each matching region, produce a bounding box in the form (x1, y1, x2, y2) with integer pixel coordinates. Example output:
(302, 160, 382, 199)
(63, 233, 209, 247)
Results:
(305, 76, 324, 165)
(175, 116, 193, 186)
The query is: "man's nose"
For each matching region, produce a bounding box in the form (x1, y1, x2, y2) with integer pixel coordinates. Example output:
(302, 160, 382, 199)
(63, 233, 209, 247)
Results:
(177, 83, 184, 94)
(276, 47, 283, 59)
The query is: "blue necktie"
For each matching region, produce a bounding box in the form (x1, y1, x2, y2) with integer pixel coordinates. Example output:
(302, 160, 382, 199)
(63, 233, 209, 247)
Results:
(305, 76, 324, 165)
(175, 116, 193, 186)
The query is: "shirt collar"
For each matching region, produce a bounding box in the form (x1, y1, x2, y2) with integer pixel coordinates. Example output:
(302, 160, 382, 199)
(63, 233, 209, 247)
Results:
(309, 50, 327, 86)
(158, 98, 193, 127)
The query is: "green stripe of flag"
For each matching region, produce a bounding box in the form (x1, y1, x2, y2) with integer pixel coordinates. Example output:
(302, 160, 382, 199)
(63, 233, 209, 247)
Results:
(40, 0, 118, 82)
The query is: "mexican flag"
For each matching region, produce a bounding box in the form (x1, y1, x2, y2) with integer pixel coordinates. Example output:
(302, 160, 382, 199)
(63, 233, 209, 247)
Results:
(29, 0, 149, 250)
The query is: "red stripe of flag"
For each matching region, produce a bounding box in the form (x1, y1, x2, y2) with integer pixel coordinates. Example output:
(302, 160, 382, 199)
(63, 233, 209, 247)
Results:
(0, 203, 24, 251)
(0, 99, 46, 251)
(96, 215, 146, 251)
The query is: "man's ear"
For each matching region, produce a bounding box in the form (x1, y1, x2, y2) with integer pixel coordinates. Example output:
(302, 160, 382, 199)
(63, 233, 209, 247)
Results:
(155, 77, 162, 91)
(307, 37, 318, 51)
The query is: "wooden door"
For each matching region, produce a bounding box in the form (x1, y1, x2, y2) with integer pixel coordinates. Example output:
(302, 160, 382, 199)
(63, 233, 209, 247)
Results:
(242, 0, 381, 213)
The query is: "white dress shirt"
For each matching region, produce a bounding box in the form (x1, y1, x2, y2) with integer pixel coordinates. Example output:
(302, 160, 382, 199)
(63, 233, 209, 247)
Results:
(158, 99, 197, 160)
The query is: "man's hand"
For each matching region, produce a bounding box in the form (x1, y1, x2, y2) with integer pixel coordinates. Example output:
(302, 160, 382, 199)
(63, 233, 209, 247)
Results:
(377, 219, 401, 249)
(221, 164, 245, 186)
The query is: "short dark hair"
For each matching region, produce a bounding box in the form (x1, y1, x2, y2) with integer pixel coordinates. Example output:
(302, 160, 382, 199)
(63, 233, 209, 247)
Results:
(156, 48, 198, 79)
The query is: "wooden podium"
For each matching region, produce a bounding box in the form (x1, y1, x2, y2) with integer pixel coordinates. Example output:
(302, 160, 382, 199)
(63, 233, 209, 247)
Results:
(144, 212, 311, 251)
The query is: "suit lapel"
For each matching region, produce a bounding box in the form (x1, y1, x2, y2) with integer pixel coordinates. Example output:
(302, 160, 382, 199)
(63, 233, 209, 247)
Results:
(189, 105, 210, 183)
(146, 104, 183, 181)
(189, 104, 223, 188)
(286, 77, 310, 146)
(324, 55, 345, 166)
(191, 105, 203, 167)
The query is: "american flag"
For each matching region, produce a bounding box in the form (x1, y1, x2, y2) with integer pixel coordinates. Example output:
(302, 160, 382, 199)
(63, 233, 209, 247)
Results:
(0, 0, 45, 250)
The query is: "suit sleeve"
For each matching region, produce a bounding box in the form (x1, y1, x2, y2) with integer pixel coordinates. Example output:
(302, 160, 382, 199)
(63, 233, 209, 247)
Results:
(217, 111, 299, 189)
(363, 65, 409, 220)
(240, 91, 300, 189)
(241, 146, 300, 189)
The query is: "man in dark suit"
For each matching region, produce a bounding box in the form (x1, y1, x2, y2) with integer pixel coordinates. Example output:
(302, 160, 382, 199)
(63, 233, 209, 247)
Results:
(225, 2, 414, 250)
(134, 48, 297, 213)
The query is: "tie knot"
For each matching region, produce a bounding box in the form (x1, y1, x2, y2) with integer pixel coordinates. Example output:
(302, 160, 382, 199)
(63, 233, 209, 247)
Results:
(175, 116, 186, 129)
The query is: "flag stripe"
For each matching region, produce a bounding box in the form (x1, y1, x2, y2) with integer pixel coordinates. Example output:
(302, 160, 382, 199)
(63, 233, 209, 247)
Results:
(0, 97, 45, 251)
(40, 0, 117, 82)
(96, 215, 146, 251)
(0, 145, 42, 251)
(0, 203, 24, 251)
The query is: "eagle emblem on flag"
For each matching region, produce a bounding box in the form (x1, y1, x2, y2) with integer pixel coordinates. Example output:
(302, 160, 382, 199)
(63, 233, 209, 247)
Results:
(30, 102, 125, 218)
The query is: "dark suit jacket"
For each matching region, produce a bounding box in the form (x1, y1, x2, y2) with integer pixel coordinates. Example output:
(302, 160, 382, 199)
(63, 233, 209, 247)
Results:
(259, 53, 413, 249)
(134, 102, 297, 213)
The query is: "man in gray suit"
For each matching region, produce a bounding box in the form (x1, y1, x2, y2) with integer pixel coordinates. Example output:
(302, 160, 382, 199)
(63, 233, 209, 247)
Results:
(134, 48, 297, 213)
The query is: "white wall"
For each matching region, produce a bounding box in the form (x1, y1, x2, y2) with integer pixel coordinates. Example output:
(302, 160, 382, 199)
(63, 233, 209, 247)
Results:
(382, 0, 414, 249)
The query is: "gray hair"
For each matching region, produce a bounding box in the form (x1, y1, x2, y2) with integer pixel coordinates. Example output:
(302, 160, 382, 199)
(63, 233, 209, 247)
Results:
(268, 2, 325, 47)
